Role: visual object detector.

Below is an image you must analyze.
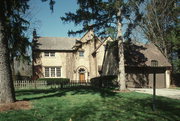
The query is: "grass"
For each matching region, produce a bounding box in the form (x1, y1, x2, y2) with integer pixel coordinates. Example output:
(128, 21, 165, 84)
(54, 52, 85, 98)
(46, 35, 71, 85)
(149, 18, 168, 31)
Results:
(0, 87, 180, 121)
(169, 86, 180, 90)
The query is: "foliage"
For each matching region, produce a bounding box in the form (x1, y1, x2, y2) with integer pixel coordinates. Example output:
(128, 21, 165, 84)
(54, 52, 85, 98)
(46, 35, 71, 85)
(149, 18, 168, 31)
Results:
(139, 0, 179, 61)
(171, 23, 180, 72)
(0, 88, 180, 121)
(61, 0, 145, 90)
(41, 0, 56, 13)
(37, 78, 70, 85)
(90, 75, 118, 88)
(0, 0, 31, 61)
(0, 0, 32, 104)
(61, 0, 144, 38)
(172, 73, 180, 86)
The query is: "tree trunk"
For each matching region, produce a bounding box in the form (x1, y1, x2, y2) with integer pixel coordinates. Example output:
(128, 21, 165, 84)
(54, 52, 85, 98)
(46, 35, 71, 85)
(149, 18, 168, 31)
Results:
(116, 8, 126, 90)
(0, 22, 16, 104)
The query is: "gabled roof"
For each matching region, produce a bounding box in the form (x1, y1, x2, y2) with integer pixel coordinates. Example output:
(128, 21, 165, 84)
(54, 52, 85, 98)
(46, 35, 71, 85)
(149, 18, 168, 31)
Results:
(125, 42, 171, 67)
(92, 36, 113, 55)
(35, 37, 79, 50)
(141, 43, 171, 67)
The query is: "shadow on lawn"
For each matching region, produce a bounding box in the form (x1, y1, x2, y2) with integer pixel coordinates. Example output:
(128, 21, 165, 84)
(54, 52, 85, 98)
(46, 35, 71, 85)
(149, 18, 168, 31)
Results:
(15, 87, 180, 121)
(69, 96, 180, 121)
(16, 86, 117, 101)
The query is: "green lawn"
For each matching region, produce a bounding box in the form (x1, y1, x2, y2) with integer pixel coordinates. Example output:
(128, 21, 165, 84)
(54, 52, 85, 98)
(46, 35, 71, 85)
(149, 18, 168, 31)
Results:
(170, 87, 180, 90)
(0, 87, 180, 121)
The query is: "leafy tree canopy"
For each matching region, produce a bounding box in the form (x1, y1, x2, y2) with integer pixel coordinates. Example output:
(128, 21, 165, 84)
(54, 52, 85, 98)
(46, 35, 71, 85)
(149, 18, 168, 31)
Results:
(61, 0, 144, 40)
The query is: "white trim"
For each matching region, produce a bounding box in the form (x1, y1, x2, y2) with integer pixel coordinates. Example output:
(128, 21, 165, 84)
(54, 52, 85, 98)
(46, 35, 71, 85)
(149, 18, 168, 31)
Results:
(44, 66, 61, 78)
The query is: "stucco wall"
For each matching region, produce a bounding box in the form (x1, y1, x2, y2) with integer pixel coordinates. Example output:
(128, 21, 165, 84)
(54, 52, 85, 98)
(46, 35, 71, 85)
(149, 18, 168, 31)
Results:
(33, 30, 108, 82)
(39, 51, 68, 78)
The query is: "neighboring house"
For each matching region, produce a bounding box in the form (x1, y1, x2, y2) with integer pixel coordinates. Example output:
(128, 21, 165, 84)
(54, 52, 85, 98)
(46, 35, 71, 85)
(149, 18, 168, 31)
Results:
(32, 30, 112, 82)
(102, 41, 171, 88)
(12, 58, 32, 80)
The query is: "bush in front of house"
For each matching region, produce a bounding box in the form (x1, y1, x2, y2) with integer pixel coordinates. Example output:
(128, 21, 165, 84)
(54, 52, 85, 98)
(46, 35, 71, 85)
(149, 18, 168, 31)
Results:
(90, 75, 118, 88)
(37, 78, 70, 85)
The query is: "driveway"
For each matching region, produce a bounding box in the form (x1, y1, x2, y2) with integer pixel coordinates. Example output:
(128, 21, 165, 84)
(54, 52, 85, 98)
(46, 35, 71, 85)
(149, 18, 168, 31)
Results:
(128, 88, 180, 99)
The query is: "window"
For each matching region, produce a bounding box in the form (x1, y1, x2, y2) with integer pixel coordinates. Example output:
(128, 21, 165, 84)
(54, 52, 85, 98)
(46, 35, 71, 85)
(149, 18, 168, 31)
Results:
(50, 52, 55, 57)
(79, 68, 85, 73)
(45, 52, 50, 57)
(44, 52, 55, 57)
(44, 67, 61, 77)
(151, 60, 158, 67)
(51, 67, 55, 77)
(79, 51, 84, 57)
(45, 67, 49, 77)
(56, 67, 61, 77)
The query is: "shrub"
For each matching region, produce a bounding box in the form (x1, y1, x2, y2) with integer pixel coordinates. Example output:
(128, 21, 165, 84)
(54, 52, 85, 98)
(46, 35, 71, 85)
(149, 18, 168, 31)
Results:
(90, 75, 118, 88)
(37, 78, 70, 85)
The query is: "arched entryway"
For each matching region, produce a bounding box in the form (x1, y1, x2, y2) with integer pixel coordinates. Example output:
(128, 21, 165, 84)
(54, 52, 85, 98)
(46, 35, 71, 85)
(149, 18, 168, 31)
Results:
(79, 68, 85, 82)
(76, 66, 88, 82)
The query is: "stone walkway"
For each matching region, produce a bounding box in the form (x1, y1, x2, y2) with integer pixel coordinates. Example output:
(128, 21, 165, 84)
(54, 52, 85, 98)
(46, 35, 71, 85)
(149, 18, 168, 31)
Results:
(128, 88, 180, 99)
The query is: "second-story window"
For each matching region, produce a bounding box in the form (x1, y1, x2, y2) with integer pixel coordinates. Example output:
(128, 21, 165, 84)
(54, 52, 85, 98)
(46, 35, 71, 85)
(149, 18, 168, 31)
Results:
(44, 52, 55, 57)
(50, 52, 55, 57)
(44, 52, 50, 57)
(79, 51, 84, 57)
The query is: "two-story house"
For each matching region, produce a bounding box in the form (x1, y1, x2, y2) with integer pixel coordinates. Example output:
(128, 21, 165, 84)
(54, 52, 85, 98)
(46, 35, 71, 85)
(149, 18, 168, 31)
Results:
(32, 29, 171, 88)
(32, 30, 112, 82)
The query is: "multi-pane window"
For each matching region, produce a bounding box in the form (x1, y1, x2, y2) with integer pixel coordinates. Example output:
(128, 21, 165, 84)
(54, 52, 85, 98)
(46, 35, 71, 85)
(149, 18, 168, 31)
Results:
(151, 60, 158, 67)
(51, 67, 55, 77)
(50, 52, 55, 57)
(44, 52, 50, 57)
(79, 51, 84, 57)
(45, 67, 49, 77)
(56, 67, 61, 77)
(44, 67, 61, 77)
(44, 52, 55, 57)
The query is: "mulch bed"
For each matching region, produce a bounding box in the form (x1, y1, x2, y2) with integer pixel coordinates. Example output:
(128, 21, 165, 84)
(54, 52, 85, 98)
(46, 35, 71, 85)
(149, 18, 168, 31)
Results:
(0, 101, 31, 112)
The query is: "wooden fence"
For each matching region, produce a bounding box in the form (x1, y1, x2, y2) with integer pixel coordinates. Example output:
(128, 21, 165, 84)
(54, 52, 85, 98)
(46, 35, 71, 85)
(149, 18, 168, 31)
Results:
(14, 80, 90, 89)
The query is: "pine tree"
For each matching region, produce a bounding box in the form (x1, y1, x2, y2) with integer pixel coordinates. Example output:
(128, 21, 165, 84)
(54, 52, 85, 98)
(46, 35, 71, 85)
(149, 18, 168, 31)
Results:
(61, 0, 144, 90)
(0, 0, 30, 104)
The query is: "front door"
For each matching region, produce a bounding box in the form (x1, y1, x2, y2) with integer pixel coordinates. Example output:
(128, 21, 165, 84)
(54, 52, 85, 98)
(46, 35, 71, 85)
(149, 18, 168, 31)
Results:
(79, 73, 85, 82)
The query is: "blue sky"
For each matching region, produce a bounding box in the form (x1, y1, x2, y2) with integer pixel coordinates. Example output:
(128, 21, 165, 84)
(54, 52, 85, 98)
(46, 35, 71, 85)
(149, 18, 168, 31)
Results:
(29, 0, 83, 38)
(28, 0, 146, 43)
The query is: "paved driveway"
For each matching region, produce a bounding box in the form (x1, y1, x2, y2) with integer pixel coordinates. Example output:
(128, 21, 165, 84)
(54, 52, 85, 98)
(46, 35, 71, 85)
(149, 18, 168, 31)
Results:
(128, 88, 180, 99)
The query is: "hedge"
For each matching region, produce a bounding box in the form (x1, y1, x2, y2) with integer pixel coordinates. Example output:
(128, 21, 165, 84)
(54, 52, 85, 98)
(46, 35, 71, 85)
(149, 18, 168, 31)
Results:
(37, 78, 70, 85)
(90, 75, 118, 88)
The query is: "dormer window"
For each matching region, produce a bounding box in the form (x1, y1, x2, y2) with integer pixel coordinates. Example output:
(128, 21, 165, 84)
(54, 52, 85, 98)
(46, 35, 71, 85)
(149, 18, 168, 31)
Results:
(79, 51, 84, 57)
(44, 52, 55, 57)
(151, 60, 158, 67)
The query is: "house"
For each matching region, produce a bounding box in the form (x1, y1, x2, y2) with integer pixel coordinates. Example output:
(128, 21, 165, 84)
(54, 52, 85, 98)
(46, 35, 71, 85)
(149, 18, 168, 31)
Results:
(32, 30, 112, 82)
(32, 30, 171, 88)
(12, 58, 32, 80)
(102, 41, 171, 88)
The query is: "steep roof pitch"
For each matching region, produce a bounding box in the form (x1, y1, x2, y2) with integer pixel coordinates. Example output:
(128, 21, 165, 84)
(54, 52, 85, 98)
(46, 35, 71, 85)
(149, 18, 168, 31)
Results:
(92, 36, 113, 55)
(35, 37, 79, 50)
(142, 43, 171, 67)
(125, 42, 171, 67)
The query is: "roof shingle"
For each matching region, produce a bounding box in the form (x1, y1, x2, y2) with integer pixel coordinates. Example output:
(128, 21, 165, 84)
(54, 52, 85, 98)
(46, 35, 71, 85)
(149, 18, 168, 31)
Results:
(35, 37, 79, 50)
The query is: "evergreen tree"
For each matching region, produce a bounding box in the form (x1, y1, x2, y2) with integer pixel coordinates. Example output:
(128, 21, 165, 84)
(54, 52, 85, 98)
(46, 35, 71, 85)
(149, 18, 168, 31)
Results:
(0, 0, 30, 104)
(61, 0, 144, 90)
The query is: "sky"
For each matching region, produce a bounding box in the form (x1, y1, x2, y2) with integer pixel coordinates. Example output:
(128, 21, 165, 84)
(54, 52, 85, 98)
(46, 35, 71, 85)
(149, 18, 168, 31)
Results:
(28, 0, 147, 43)
(28, 0, 83, 38)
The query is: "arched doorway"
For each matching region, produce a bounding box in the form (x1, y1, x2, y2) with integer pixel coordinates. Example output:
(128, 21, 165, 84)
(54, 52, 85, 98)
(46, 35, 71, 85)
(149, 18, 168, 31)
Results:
(79, 68, 86, 82)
